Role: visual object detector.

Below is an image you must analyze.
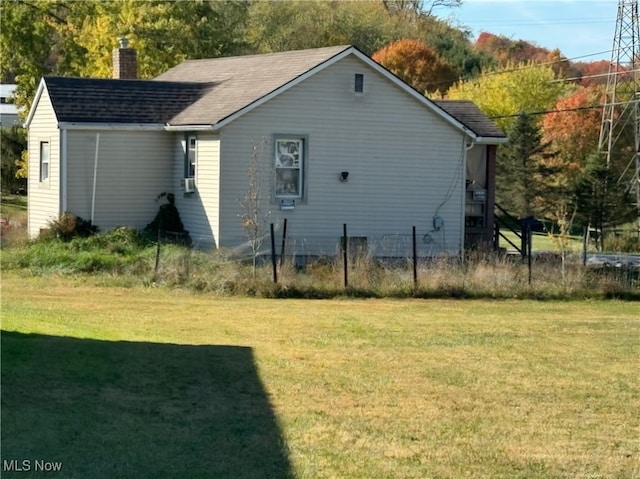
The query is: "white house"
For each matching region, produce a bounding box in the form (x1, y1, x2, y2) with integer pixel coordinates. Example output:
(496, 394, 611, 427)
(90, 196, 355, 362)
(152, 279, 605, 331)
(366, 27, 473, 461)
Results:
(1, 84, 20, 127)
(25, 44, 506, 257)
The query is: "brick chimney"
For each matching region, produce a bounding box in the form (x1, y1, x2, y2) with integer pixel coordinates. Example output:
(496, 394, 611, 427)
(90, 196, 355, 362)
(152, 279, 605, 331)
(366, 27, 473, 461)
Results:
(112, 37, 137, 79)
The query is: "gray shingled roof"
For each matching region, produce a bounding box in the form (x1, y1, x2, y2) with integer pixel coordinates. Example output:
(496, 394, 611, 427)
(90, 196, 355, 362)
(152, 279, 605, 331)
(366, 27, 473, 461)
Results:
(39, 46, 505, 141)
(434, 100, 506, 139)
(155, 45, 350, 125)
(44, 76, 213, 124)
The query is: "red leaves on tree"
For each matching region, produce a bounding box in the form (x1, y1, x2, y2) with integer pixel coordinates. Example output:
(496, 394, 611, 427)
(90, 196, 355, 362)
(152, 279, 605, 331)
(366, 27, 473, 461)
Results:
(542, 86, 603, 159)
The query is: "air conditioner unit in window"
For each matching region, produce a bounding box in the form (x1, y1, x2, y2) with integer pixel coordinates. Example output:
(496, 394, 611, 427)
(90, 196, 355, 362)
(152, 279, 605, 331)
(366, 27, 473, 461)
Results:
(182, 177, 196, 193)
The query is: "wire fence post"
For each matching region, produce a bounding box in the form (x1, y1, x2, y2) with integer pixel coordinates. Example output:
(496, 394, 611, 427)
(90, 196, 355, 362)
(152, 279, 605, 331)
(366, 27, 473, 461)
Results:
(153, 216, 163, 281)
(280, 218, 287, 268)
(270, 223, 277, 284)
(527, 225, 533, 285)
(582, 225, 588, 267)
(343, 223, 348, 288)
(412, 226, 418, 289)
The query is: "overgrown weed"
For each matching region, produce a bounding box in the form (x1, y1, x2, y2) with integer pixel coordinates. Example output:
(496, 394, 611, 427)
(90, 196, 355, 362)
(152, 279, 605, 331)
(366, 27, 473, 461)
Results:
(2, 227, 638, 299)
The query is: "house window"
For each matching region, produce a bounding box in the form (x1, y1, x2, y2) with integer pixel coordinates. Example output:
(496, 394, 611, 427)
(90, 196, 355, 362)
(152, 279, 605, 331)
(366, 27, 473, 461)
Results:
(275, 137, 304, 198)
(39, 141, 49, 182)
(355, 73, 364, 93)
(186, 135, 197, 178)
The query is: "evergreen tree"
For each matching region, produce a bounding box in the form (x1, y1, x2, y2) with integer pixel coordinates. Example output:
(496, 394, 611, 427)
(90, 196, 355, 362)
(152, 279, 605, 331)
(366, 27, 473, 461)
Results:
(573, 155, 636, 245)
(496, 112, 550, 218)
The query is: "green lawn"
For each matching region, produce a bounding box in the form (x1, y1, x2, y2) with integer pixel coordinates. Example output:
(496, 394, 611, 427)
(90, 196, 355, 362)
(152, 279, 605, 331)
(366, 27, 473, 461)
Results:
(497, 230, 584, 253)
(1, 194, 27, 219)
(1, 273, 639, 478)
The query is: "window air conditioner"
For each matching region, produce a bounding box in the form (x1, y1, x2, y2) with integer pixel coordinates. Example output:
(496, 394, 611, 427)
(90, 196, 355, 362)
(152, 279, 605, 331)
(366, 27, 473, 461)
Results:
(182, 177, 196, 193)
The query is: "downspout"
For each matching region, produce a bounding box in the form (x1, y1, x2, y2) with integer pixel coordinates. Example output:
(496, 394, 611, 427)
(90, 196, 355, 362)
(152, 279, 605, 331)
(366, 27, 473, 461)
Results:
(91, 133, 100, 224)
(460, 134, 475, 258)
(60, 129, 67, 213)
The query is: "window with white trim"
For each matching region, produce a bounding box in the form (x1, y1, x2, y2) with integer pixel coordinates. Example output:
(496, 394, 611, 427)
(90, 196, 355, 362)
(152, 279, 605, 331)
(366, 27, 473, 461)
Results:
(186, 135, 197, 178)
(39, 141, 49, 182)
(275, 137, 304, 198)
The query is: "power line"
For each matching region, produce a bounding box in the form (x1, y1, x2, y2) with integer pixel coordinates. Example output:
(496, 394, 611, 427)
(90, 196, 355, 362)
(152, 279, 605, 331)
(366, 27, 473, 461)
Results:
(549, 69, 640, 84)
(488, 99, 639, 120)
(425, 49, 616, 89)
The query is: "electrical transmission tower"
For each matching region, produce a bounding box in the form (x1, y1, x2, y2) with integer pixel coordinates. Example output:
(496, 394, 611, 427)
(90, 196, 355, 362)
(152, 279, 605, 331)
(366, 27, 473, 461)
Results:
(598, 0, 640, 223)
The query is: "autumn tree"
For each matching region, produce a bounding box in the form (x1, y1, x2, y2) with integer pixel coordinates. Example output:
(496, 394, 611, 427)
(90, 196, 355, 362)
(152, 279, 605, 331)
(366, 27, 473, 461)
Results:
(571, 60, 612, 87)
(447, 62, 570, 131)
(1, 0, 249, 116)
(541, 86, 603, 168)
(539, 86, 635, 242)
(474, 32, 550, 66)
(372, 38, 459, 95)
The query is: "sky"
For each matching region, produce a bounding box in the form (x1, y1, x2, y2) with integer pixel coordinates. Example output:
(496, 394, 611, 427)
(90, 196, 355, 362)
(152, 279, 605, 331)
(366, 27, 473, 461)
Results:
(448, 0, 619, 62)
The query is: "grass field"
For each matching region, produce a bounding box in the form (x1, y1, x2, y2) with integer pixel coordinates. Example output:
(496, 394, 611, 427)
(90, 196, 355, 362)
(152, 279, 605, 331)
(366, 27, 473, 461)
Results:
(498, 230, 584, 253)
(1, 273, 639, 478)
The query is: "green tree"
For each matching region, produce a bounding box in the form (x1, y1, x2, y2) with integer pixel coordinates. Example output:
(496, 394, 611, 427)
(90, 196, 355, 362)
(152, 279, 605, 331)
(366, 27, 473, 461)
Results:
(245, 0, 398, 55)
(447, 62, 571, 132)
(0, 126, 27, 194)
(573, 156, 636, 248)
(382, 0, 462, 17)
(416, 16, 489, 79)
(497, 112, 552, 218)
(1, 0, 248, 116)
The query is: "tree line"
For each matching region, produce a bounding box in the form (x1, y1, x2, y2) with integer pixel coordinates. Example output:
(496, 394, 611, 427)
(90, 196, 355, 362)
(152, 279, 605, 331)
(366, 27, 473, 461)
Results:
(1, 0, 636, 242)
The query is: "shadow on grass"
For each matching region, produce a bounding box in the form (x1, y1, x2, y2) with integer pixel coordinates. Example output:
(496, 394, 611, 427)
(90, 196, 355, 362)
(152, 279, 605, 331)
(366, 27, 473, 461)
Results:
(1, 331, 294, 479)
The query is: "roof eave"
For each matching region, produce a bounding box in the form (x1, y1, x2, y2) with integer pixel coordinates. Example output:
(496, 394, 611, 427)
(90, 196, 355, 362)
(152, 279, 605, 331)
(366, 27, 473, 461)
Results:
(164, 124, 215, 131)
(24, 78, 48, 128)
(57, 122, 166, 131)
(473, 136, 509, 145)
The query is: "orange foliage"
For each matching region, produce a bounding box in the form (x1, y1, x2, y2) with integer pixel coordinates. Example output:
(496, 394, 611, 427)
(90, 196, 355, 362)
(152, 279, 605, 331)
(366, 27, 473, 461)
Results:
(541, 86, 603, 160)
(474, 32, 550, 66)
(571, 60, 613, 87)
(372, 38, 459, 96)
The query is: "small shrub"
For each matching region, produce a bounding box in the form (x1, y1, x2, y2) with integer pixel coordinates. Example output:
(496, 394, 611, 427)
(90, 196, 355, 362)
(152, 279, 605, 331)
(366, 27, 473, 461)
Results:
(603, 230, 640, 253)
(41, 212, 98, 241)
(145, 193, 191, 246)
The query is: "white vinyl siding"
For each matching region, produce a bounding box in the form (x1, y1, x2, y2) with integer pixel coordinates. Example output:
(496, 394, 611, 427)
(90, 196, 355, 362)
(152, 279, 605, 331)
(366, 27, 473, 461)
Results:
(27, 87, 60, 238)
(65, 130, 173, 230)
(173, 132, 220, 248)
(217, 56, 465, 256)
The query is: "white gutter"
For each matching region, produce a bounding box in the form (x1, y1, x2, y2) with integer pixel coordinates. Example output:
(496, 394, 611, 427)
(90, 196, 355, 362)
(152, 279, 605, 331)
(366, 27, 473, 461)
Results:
(57, 122, 165, 131)
(474, 136, 509, 145)
(91, 133, 100, 224)
(164, 124, 214, 131)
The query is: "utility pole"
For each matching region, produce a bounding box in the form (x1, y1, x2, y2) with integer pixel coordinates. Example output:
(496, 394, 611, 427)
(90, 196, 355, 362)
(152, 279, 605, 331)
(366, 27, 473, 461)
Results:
(598, 0, 640, 227)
